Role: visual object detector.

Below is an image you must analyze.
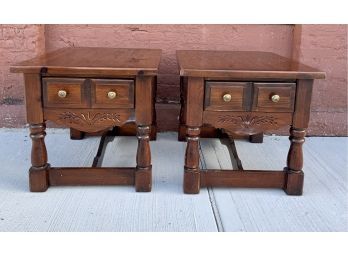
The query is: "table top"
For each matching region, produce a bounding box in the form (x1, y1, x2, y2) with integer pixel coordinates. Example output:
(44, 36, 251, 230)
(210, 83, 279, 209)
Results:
(11, 47, 162, 76)
(176, 50, 326, 79)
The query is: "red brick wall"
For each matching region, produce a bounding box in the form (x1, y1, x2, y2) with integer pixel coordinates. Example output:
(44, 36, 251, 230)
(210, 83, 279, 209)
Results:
(1, 24, 347, 135)
(0, 25, 45, 127)
(292, 25, 347, 135)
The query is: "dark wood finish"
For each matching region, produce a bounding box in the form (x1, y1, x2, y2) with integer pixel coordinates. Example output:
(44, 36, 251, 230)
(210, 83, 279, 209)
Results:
(44, 108, 135, 133)
(220, 134, 243, 170)
(176, 50, 326, 79)
(135, 76, 154, 125)
(70, 123, 157, 141)
(135, 126, 152, 192)
(204, 81, 251, 111)
(252, 83, 296, 112)
(178, 77, 187, 141)
(284, 79, 314, 195)
(70, 128, 85, 140)
(287, 127, 306, 172)
(200, 170, 286, 188)
(29, 123, 49, 192)
(11, 47, 162, 76)
(292, 79, 314, 127)
(249, 133, 264, 143)
(178, 124, 258, 142)
(185, 77, 204, 127)
(203, 111, 292, 135)
(177, 50, 325, 195)
(91, 79, 134, 108)
(135, 125, 152, 192)
(184, 127, 201, 194)
(11, 47, 161, 192)
(43, 78, 88, 108)
(115, 123, 156, 141)
(178, 124, 187, 141)
(49, 167, 135, 186)
(183, 77, 204, 194)
(284, 127, 306, 195)
(178, 75, 264, 142)
(24, 74, 44, 123)
(92, 132, 110, 167)
(284, 170, 304, 195)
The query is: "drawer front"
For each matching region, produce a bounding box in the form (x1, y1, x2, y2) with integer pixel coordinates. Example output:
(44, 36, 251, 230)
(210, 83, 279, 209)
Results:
(43, 78, 88, 108)
(252, 83, 296, 112)
(204, 82, 251, 111)
(91, 79, 134, 108)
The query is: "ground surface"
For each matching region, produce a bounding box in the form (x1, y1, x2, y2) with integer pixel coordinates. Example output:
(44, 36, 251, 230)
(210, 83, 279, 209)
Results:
(0, 129, 347, 232)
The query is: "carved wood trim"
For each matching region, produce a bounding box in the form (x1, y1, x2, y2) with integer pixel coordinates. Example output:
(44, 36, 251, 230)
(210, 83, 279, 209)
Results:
(58, 111, 121, 125)
(203, 111, 292, 135)
(44, 108, 135, 133)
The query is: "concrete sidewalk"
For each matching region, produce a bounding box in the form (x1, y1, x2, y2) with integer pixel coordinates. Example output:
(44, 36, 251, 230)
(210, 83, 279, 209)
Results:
(0, 128, 347, 231)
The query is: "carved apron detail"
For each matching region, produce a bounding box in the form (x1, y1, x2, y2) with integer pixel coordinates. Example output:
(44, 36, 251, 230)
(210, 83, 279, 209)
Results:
(217, 114, 278, 128)
(203, 112, 292, 135)
(44, 109, 134, 133)
(58, 111, 121, 126)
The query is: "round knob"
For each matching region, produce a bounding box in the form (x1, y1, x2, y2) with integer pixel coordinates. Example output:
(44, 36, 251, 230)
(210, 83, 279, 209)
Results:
(223, 94, 232, 102)
(107, 91, 117, 99)
(271, 94, 280, 103)
(57, 90, 67, 98)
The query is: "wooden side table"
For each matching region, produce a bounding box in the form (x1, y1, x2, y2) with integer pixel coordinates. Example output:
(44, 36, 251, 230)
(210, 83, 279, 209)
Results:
(11, 47, 161, 192)
(177, 50, 325, 195)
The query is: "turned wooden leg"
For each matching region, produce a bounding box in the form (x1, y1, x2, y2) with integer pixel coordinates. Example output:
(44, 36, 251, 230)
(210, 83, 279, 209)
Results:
(135, 125, 152, 192)
(70, 128, 85, 140)
(284, 127, 305, 195)
(184, 127, 201, 194)
(29, 123, 49, 192)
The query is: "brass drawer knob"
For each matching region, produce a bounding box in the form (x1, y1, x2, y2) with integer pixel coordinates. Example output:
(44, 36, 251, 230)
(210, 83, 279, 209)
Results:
(223, 94, 232, 102)
(57, 90, 67, 98)
(271, 94, 280, 103)
(107, 91, 117, 99)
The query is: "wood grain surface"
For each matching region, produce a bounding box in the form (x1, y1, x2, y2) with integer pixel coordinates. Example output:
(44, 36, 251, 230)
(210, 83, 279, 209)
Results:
(177, 50, 326, 79)
(11, 47, 162, 76)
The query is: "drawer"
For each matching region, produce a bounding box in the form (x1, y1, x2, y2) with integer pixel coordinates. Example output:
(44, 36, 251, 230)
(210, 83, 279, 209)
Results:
(204, 81, 251, 111)
(252, 83, 296, 112)
(43, 78, 88, 108)
(91, 79, 134, 108)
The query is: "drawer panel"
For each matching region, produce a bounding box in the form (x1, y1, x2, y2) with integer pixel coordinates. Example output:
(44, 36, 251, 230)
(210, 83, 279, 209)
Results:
(204, 82, 251, 111)
(43, 78, 87, 108)
(252, 83, 296, 112)
(91, 79, 134, 108)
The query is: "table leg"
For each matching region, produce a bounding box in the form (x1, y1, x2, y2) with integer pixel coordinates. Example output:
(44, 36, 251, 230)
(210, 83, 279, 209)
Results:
(135, 125, 152, 192)
(249, 133, 264, 143)
(29, 123, 49, 192)
(70, 128, 85, 140)
(284, 127, 305, 195)
(184, 127, 201, 194)
(150, 124, 157, 141)
(178, 124, 186, 141)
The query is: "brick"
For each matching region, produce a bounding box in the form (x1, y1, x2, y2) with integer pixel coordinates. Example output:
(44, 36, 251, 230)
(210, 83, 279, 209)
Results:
(292, 25, 347, 136)
(0, 25, 45, 127)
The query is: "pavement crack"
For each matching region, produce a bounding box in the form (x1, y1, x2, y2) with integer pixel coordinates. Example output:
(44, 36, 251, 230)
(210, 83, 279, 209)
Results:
(199, 140, 225, 232)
